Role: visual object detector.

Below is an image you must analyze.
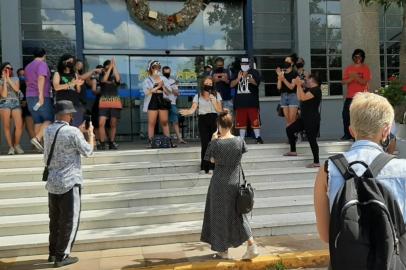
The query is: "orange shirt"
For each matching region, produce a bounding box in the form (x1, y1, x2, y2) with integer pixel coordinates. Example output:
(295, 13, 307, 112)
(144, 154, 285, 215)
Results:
(343, 64, 371, 98)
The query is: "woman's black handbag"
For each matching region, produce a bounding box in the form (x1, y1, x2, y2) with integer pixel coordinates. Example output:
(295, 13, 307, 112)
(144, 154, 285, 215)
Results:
(236, 163, 255, 214)
(277, 104, 284, 117)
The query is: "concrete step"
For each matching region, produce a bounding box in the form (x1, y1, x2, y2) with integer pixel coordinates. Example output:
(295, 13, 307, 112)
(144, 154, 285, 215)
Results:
(0, 195, 313, 237)
(0, 211, 317, 258)
(0, 179, 314, 216)
(0, 141, 350, 169)
(0, 154, 328, 183)
(0, 167, 318, 199)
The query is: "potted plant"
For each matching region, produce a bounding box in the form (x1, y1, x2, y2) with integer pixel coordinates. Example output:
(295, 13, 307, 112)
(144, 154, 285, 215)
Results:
(378, 77, 406, 156)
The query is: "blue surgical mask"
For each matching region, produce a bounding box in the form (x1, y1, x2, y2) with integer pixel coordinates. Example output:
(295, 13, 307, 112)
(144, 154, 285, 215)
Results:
(19, 76, 25, 81)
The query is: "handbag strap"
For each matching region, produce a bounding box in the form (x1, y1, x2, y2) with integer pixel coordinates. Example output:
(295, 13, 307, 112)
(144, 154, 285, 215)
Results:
(239, 138, 246, 185)
(46, 124, 66, 167)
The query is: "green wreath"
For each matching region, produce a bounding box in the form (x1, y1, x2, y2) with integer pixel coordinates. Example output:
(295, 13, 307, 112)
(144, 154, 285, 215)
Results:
(126, 0, 209, 36)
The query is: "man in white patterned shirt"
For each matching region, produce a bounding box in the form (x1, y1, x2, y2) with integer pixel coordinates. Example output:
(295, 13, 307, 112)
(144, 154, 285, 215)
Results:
(43, 100, 94, 268)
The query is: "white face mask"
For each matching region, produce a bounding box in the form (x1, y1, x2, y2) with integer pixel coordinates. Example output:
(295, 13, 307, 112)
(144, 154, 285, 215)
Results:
(241, 65, 250, 72)
(153, 70, 161, 76)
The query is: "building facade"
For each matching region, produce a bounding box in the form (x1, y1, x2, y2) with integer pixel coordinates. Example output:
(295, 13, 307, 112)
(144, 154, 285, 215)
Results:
(0, 0, 402, 141)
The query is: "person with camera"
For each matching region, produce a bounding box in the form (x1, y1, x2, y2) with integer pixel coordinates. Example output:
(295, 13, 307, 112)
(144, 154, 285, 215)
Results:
(211, 57, 233, 112)
(230, 57, 263, 144)
(0, 62, 24, 155)
(200, 111, 259, 260)
(180, 77, 222, 174)
(44, 100, 94, 268)
(285, 74, 322, 168)
(143, 60, 175, 148)
(277, 53, 299, 126)
(98, 58, 122, 150)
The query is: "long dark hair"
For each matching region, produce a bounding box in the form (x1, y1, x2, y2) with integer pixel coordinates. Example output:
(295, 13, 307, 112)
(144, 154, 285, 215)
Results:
(57, 54, 75, 75)
(0, 62, 11, 74)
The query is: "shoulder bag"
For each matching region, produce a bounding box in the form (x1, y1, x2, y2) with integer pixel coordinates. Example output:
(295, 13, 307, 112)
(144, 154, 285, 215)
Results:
(236, 140, 255, 214)
(42, 124, 66, 182)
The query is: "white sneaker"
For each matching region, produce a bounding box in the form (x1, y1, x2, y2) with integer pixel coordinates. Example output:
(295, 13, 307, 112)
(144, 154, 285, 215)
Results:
(14, 145, 24, 154)
(8, 147, 15, 155)
(213, 251, 231, 260)
(242, 244, 259, 260)
(30, 138, 44, 152)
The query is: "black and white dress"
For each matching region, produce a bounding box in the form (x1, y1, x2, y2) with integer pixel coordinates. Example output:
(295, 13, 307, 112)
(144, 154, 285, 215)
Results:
(200, 136, 253, 252)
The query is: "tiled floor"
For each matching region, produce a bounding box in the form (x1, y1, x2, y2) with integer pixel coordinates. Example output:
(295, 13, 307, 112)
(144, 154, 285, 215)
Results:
(0, 234, 327, 270)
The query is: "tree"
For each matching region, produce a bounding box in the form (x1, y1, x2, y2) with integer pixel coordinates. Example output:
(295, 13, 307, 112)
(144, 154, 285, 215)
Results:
(359, 0, 406, 83)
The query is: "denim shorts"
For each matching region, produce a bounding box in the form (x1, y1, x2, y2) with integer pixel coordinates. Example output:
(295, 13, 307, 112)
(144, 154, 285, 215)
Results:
(169, 104, 179, 124)
(280, 92, 299, 108)
(0, 99, 21, 111)
(27, 97, 55, 124)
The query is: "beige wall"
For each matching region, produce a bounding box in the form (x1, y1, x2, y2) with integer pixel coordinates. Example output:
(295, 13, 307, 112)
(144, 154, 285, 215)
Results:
(341, 0, 381, 93)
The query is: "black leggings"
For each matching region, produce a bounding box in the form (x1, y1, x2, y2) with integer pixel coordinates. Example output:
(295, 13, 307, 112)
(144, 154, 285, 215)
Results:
(342, 98, 352, 138)
(198, 113, 218, 172)
(286, 115, 320, 164)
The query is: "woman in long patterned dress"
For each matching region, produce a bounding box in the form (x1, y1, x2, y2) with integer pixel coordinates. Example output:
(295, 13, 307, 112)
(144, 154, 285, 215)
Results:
(200, 110, 259, 260)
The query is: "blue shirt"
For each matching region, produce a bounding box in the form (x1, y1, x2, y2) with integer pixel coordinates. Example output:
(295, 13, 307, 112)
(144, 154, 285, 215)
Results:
(328, 140, 406, 221)
(44, 121, 93, 194)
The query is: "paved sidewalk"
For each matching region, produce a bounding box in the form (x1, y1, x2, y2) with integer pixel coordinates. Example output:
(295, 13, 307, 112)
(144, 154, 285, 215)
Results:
(0, 234, 328, 270)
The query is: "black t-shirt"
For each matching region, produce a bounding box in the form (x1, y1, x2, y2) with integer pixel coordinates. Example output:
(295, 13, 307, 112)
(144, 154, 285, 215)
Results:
(19, 78, 27, 101)
(55, 72, 80, 107)
(301, 87, 322, 118)
(100, 73, 120, 96)
(233, 69, 261, 109)
(280, 70, 298, 94)
(77, 71, 87, 105)
(211, 68, 232, 101)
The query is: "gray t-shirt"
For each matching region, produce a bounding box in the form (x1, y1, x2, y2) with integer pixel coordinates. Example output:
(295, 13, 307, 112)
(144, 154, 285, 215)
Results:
(0, 77, 20, 101)
(192, 93, 222, 115)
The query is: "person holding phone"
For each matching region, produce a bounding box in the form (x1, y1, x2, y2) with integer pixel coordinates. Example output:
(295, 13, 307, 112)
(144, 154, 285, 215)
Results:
(143, 60, 173, 147)
(180, 77, 223, 174)
(44, 100, 94, 268)
(25, 48, 54, 152)
(0, 62, 24, 154)
(211, 57, 233, 112)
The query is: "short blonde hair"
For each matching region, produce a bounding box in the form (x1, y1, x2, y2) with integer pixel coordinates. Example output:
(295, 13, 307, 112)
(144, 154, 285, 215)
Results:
(350, 92, 394, 139)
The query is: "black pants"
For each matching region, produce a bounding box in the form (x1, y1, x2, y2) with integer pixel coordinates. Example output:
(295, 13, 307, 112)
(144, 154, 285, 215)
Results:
(286, 115, 320, 164)
(342, 98, 353, 138)
(198, 113, 217, 172)
(49, 185, 81, 261)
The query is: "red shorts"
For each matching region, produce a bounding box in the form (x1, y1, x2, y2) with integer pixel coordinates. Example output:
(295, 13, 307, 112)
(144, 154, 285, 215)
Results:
(235, 108, 260, 129)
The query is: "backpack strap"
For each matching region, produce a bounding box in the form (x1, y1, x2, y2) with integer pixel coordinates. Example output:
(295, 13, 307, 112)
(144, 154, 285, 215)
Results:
(363, 153, 395, 178)
(329, 154, 353, 180)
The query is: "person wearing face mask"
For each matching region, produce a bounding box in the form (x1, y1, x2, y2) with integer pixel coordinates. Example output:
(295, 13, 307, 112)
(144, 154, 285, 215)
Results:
(162, 66, 186, 144)
(17, 68, 36, 142)
(143, 60, 174, 147)
(53, 54, 85, 128)
(341, 49, 371, 141)
(211, 57, 233, 112)
(180, 77, 223, 174)
(230, 57, 263, 144)
(285, 74, 322, 168)
(277, 53, 299, 126)
(98, 58, 122, 150)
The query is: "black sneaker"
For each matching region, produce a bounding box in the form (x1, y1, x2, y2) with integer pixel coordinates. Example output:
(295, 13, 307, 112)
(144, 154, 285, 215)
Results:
(48, 255, 56, 263)
(109, 141, 119, 150)
(340, 135, 353, 141)
(54, 256, 79, 268)
(97, 142, 106, 151)
(256, 136, 264, 144)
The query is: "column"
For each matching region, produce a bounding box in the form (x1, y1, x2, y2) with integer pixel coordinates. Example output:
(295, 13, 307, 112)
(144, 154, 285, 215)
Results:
(295, 0, 311, 70)
(341, 0, 380, 92)
(1, 0, 22, 68)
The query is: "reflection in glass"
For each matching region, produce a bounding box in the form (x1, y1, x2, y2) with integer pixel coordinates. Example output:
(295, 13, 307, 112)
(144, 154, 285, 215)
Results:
(310, 14, 327, 41)
(21, 0, 75, 9)
(326, 1, 340, 14)
(386, 28, 402, 41)
(310, 0, 326, 14)
(82, 0, 243, 50)
(21, 9, 75, 25)
(327, 15, 341, 28)
(253, 0, 292, 13)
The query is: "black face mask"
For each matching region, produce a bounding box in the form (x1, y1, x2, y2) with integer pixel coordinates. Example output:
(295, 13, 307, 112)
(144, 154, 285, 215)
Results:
(296, 63, 304, 69)
(66, 62, 75, 69)
(163, 73, 170, 78)
(203, 85, 213, 92)
(283, 62, 292, 69)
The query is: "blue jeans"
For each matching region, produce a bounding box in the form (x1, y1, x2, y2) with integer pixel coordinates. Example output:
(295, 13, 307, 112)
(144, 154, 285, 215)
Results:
(280, 93, 299, 108)
(0, 99, 21, 111)
(169, 104, 179, 124)
(27, 97, 54, 124)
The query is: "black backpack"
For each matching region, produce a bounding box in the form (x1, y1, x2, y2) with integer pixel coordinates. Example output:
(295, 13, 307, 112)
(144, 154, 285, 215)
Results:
(329, 153, 406, 270)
